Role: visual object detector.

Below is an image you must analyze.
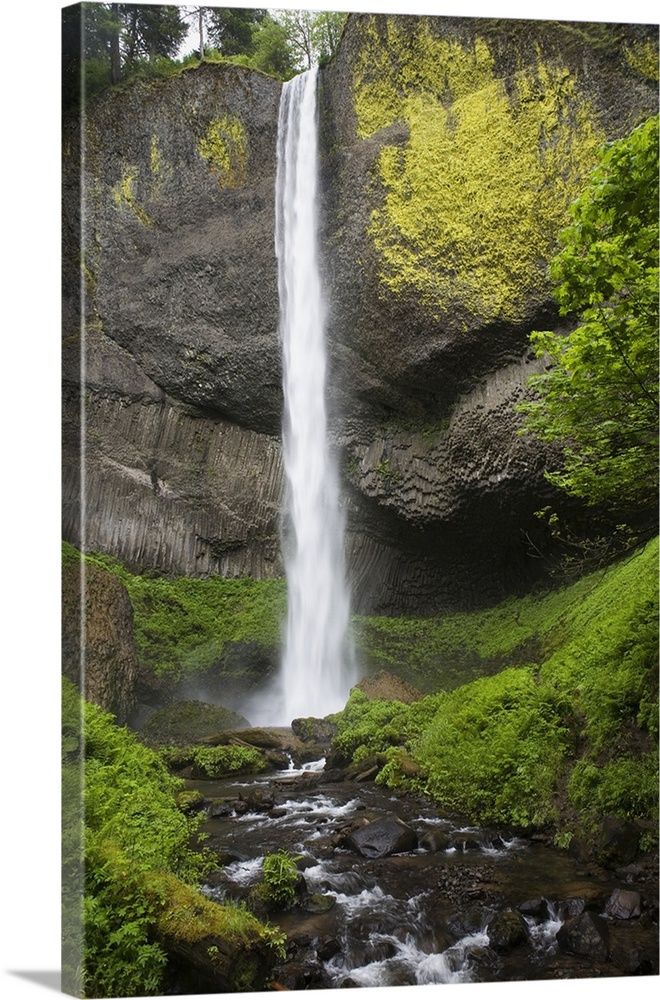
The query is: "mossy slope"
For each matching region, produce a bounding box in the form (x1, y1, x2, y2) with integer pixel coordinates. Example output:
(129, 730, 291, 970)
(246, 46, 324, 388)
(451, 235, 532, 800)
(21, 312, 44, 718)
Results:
(333, 539, 659, 838)
(64, 542, 286, 681)
(63, 677, 280, 996)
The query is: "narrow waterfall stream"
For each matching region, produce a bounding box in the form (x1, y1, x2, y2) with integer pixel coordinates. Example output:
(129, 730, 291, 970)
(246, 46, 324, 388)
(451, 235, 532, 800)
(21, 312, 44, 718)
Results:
(273, 68, 355, 723)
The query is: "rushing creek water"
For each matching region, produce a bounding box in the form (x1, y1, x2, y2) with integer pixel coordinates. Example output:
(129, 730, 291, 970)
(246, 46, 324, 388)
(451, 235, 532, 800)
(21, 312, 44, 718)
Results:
(185, 760, 658, 989)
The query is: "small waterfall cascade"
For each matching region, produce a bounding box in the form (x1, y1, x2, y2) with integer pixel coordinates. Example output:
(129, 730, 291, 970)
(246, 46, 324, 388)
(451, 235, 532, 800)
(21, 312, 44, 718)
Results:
(274, 67, 355, 723)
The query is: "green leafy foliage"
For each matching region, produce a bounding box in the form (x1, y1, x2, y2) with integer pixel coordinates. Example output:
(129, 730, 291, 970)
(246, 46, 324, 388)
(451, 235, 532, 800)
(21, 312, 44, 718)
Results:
(190, 744, 267, 778)
(568, 753, 659, 824)
(415, 669, 572, 828)
(331, 689, 412, 762)
(79, 687, 211, 996)
(66, 679, 281, 995)
(518, 115, 659, 513)
(255, 851, 302, 909)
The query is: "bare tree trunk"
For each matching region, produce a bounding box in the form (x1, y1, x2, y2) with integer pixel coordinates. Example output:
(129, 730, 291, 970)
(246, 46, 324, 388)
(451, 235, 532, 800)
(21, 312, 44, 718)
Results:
(198, 7, 205, 59)
(110, 3, 121, 83)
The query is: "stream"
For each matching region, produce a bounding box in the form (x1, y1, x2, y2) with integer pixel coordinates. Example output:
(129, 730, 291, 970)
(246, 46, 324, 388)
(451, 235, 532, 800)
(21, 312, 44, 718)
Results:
(183, 757, 658, 989)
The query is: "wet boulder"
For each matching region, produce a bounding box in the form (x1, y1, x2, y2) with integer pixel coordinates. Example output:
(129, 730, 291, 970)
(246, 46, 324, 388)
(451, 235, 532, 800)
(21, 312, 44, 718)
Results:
(596, 816, 641, 868)
(487, 909, 530, 952)
(419, 829, 451, 853)
(605, 888, 643, 920)
(241, 788, 275, 812)
(450, 833, 481, 852)
(555, 897, 586, 921)
(610, 941, 655, 976)
(518, 898, 552, 920)
(291, 716, 339, 746)
(316, 935, 342, 960)
(567, 835, 591, 866)
(447, 905, 486, 937)
(209, 798, 235, 818)
(175, 789, 206, 813)
(305, 893, 337, 914)
(348, 815, 418, 858)
(556, 911, 609, 961)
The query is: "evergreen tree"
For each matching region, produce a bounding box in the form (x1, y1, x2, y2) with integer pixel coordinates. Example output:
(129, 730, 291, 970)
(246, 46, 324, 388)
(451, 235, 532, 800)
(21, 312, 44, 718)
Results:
(206, 6, 267, 56)
(120, 3, 188, 64)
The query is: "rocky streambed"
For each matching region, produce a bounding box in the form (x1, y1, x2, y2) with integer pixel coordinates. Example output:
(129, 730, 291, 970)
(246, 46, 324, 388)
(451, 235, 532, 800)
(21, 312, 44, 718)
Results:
(169, 730, 658, 990)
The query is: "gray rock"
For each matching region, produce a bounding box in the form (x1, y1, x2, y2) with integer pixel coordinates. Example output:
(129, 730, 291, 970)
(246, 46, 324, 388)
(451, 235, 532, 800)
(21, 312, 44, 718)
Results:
(606, 888, 643, 919)
(487, 909, 530, 952)
(291, 717, 339, 746)
(419, 830, 451, 853)
(556, 911, 609, 961)
(597, 816, 641, 868)
(62, 558, 139, 724)
(348, 815, 418, 858)
(63, 16, 659, 613)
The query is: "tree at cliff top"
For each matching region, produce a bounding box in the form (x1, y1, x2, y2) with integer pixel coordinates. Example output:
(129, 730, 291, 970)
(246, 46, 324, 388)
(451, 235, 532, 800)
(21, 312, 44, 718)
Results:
(63, 3, 188, 106)
(121, 3, 188, 64)
(205, 6, 267, 55)
(518, 115, 659, 519)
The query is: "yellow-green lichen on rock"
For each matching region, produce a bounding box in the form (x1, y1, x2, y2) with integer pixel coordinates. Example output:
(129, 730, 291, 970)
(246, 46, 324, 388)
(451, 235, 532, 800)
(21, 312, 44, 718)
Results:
(352, 17, 605, 325)
(198, 114, 248, 188)
(149, 134, 172, 199)
(624, 37, 659, 81)
(112, 164, 152, 226)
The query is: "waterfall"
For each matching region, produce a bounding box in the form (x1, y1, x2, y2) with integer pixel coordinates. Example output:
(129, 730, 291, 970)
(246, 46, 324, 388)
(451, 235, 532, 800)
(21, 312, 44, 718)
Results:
(274, 68, 355, 723)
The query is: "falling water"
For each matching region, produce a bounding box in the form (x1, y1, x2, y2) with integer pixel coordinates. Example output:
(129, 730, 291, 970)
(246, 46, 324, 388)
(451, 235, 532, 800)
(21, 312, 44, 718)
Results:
(274, 67, 355, 723)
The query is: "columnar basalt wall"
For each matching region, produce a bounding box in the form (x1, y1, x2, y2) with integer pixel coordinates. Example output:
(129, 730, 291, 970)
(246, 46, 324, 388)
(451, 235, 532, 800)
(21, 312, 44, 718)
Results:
(62, 16, 659, 611)
(62, 63, 286, 580)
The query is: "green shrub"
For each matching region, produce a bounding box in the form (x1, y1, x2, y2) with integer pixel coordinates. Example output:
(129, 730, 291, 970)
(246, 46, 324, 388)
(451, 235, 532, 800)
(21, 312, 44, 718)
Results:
(568, 753, 659, 823)
(413, 668, 571, 829)
(331, 541, 658, 835)
(75, 685, 211, 996)
(64, 680, 280, 996)
(331, 689, 413, 762)
(191, 744, 267, 778)
(254, 851, 302, 909)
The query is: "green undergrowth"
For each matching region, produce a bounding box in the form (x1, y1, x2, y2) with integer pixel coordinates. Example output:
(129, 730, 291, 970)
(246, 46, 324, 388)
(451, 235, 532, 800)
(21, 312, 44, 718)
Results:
(352, 538, 658, 692)
(62, 678, 280, 996)
(332, 539, 659, 837)
(66, 543, 286, 679)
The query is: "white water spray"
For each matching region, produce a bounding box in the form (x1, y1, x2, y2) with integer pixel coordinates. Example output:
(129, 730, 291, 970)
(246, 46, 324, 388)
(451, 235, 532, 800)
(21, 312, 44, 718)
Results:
(273, 68, 355, 723)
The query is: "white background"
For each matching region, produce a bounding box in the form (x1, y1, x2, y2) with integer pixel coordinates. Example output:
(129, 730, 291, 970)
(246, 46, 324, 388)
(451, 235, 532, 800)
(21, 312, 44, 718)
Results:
(1, 1, 657, 998)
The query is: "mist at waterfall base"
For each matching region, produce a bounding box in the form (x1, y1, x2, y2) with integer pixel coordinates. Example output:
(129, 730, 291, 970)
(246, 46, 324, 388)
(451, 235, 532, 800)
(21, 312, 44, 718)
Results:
(242, 69, 356, 728)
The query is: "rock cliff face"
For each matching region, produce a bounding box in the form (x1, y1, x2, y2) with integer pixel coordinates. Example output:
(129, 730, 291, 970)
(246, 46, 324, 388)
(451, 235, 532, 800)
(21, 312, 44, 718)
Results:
(62, 558, 140, 723)
(62, 15, 658, 613)
(63, 63, 285, 579)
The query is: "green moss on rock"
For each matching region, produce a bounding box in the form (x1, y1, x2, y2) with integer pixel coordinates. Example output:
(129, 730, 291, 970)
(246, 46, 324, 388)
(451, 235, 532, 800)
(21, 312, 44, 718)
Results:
(141, 700, 250, 747)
